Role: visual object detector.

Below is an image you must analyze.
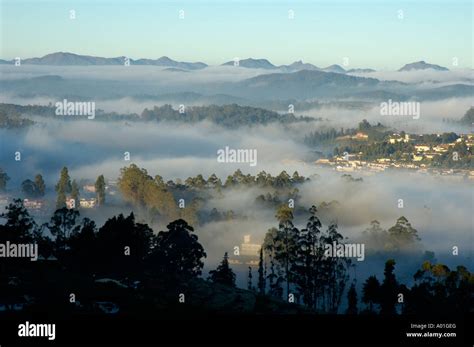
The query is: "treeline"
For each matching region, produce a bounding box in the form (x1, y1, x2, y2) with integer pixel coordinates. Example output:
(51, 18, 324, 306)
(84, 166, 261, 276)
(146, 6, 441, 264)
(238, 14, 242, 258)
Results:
(334, 137, 472, 169)
(0, 102, 319, 128)
(0, 103, 53, 117)
(0, 200, 472, 315)
(0, 108, 35, 129)
(21, 175, 46, 198)
(459, 106, 473, 125)
(304, 120, 389, 147)
(360, 218, 420, 253)
(0, 167, 106, 208)
(0, 171, 46, 198)
(140, 104, 317, 127)
(0, 199, 205, 281)
(117, 164, 308, 225)
(54, 167, 106, 209)
(248, 205, 447, 315)
(0, 169, 9, 192)
(334, 141, 416, 160)
(430, 141, 473, 169)
(265, 207, 471, 315)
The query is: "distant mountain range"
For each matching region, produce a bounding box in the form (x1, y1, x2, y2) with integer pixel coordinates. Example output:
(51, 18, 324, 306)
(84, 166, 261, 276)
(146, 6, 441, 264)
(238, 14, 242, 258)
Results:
(346, 68, 376, 73)
(234, 69, 382, 99)
(398, 61, 449, 72)
(0, 52, 208, 70)
(0, 52, 453, 73)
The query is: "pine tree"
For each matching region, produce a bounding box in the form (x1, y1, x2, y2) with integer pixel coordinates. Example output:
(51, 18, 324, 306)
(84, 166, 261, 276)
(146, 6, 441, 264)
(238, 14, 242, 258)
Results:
(346, 283, 358, 314)
(247, 266, 253, 291)
(362, 275, 380, 313)
(71, 180, 80, 208)
(95, 174, 106, 206)
(48, 207, 80, 251)
(387, 216, 420, 251)
(0, 168, 10, 192)
(322, 223, 351, 313)
(208, 252, 236, 287)
(293, 205, 322, 309)
(150, 219, 206, 279)
(380, 259, 399, 314)
(0, 199, 36, 242)
(56, 191, 66, 209)
(21, 179, 38, 197)
(55, 167, 71, 208)
(258, 247, 266, 295)
(34, 174, 46, 197)
(55, 167, 72, 194)
(274, 205, 298, 297)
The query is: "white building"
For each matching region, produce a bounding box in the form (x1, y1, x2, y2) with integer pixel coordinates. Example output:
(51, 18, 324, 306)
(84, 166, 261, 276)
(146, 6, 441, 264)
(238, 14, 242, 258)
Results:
(79, 198, 96, 208)
(241, 235, 261, 257)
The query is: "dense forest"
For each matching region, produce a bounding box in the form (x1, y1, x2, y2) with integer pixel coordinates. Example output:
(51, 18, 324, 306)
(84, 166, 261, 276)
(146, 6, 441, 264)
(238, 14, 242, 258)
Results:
(116, 164, 309, 225)
(139, 104, 319, 127)
(0, 199, 472, 317)
(0, 103, 319, 128)
(0, 108, 35, 129)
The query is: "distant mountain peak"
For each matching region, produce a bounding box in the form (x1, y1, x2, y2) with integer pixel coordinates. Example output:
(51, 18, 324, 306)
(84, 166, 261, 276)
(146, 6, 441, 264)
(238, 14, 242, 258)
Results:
(280, 60, 319, 72)
(398, 61, 449, 72)
(322, 64, 346, 74)
(222, 58, 277, 69)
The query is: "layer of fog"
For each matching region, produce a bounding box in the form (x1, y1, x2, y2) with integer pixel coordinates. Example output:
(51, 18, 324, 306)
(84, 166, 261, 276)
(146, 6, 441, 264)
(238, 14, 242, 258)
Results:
(300, 97, 472, 134)
(3, 66, 472, 87)
(0, 65, 274, 84)
(348, 68, 473, 86)
(1, 117, 471, 290)
(198, 169, 473, 287)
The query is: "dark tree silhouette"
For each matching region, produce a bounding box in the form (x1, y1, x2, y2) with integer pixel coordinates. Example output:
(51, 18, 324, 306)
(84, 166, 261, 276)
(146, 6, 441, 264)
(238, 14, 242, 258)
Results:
(0, 198, 36, 243)
(71, 180, 80, 208)
(0, 168, 10, 192)
(405, 261, 473, 315)
(67, 218, 97, 272)
(247, 266, 253, 290)
(293, 205, 322, 309)
(263, 227, 283, 299)
(208, 252, 236, 287)
(362, 275, 380, 313)
(95, 175, 106, 206)
(55, 167, 72, 209)
(346, 282, 358, 314)
(380, 259, 399, 314)
(257, 247, 266, 295)
(47, 208, 80, 252)
(274, 205, 298, 297)
(150, 219, 206, 280)
(95, 212, 154, 276)
(34, 174, 46, 197)
(21, 179, 39, 198)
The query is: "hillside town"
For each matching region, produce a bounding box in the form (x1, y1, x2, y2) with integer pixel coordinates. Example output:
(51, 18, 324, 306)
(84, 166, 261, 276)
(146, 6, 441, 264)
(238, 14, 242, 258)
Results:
(316, 132, 474, 179)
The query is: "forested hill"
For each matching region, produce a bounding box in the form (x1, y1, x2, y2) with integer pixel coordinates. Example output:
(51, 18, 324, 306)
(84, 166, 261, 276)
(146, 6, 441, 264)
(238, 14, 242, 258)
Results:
(140, 104, 319, 127)
(0, 103, 319, 128)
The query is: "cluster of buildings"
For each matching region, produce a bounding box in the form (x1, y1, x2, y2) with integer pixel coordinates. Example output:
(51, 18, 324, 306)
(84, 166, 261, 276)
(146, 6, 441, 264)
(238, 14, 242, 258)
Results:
(229, 234, 261, 266)
(65, 197, 97, 209)
(315, 133, 474, 179)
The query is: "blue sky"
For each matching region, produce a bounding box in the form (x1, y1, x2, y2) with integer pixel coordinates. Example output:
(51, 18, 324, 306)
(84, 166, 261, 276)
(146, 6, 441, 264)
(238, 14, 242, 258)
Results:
(0, 0, 472, 69)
